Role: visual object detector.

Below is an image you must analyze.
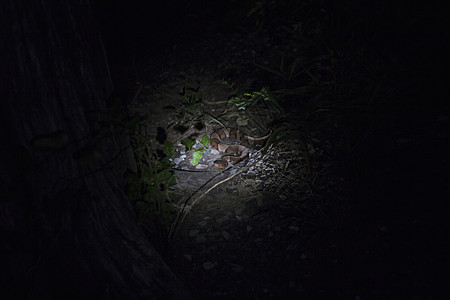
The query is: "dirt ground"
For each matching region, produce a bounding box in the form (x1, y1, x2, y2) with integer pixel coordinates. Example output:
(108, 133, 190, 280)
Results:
(126, 33, 347, 299)
(126, 30, 445, 299)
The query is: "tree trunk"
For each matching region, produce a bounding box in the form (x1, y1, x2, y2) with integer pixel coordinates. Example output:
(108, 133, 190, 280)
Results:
(0, 1, 191, 299)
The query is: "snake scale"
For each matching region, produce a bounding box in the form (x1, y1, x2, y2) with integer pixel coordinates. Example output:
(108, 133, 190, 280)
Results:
(210, 127, 271, 168)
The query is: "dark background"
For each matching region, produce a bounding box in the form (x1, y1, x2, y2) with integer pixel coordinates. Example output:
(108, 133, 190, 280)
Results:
(1, 0, 448, 299)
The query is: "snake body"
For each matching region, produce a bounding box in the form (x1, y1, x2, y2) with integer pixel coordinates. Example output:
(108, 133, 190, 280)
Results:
(210, 127, 271, 168)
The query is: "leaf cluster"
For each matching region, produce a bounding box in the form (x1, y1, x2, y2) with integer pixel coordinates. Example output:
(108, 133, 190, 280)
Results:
(127, 127, 178, 240)
(181, 134, 211, 166)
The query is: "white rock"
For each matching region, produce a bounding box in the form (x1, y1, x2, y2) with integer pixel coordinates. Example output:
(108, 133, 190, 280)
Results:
(196, 163, 208, 169)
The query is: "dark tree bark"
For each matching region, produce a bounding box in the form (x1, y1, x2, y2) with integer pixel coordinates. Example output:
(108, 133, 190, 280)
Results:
(0, 1, 191, 299)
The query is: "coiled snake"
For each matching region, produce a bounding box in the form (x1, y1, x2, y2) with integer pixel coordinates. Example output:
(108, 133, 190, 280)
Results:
(210, 127, 271, 168)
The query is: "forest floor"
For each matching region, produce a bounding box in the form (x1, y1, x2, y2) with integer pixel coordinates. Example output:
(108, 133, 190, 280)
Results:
(126, 24, 447, 299)
(127, 33, 347, 299)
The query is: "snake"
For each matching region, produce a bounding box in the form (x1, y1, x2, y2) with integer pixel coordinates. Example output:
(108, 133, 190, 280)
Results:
(210, 127, 271, 168)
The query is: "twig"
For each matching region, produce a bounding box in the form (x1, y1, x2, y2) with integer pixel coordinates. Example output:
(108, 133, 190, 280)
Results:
(169, 160, 256, 242)
(189, 164, 251, 208)
(168, 166, 229, 241)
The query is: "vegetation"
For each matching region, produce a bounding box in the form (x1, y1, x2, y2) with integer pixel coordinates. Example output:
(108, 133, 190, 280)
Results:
(130, 0, 398, 241)
(126, 125, 178, 252)
(125, 4, 445, 297)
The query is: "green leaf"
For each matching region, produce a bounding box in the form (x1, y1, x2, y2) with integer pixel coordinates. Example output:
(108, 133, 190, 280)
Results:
(163, 141, 174, 157)
(167, 174, 177, 187)
(154, 168, 172, 183)
(181, 138, 195, 151)
(156, 159, 171, 171)
(192, 150, 204, 166)
(200, 134, 210, 147)
(141, 164, 153, 185)
(288, 59, 299, 81)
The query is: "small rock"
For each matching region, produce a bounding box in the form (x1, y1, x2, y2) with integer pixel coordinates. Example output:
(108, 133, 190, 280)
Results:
(184, 254, 192, 261)
(173, 157, 183, 165)
(256, 182, 264, 191)
(245, 171, 257, 179)
(246, 225, 252, 232)
(226, 187, 238, 195)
